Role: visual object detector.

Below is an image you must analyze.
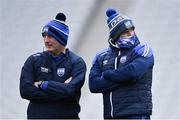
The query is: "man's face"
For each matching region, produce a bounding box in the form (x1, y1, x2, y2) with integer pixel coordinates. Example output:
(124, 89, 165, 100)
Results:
(115, 28, 136, 48)
(43, 33, 64, 54)
(119, 29, 134, 38)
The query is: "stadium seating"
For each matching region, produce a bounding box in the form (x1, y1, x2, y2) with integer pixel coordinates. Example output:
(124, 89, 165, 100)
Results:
(0, 0, 180, 119)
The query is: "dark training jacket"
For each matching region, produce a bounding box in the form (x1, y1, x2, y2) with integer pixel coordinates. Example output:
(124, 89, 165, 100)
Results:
(89, 44, 154, 118)
(20, 49, 86, 119)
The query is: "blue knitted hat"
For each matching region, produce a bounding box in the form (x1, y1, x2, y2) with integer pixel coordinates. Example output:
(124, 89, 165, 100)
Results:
(106, 8, 134, 41)
(42, 13, 69, 46)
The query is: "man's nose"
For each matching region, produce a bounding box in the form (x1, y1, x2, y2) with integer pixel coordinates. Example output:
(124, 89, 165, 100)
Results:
(44, 35, 50, 42)
(127, 30, 134, 36)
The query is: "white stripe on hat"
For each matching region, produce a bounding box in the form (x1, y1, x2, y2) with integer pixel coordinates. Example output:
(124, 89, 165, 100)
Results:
(54, 19, 68, 26)
(51, 25, 69, 36)
(108, 15, 121, 26)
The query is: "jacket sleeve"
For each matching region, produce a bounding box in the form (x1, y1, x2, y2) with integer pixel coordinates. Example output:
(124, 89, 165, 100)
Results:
(43, 58, 86, 98)
(20, 56, 61, 102)
(103, 45, 154, 83)
(89, 55, 119, 93)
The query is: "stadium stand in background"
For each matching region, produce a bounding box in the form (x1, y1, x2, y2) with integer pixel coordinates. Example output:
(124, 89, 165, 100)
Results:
(0, 0, 180, 119)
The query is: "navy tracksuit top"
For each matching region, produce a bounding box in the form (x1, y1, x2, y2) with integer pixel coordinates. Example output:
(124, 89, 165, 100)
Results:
(20, 49, 86, 119)
(89, 44, 154, 118)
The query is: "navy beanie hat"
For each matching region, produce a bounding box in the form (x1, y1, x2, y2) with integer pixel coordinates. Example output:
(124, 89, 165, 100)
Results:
(106, 8, 135, 41)
(42, 13, 69, 46)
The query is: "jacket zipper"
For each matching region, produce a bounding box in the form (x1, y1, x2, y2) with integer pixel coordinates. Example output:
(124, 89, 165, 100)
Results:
(110, 92, 113, 117)
(110, 50, 120, 118)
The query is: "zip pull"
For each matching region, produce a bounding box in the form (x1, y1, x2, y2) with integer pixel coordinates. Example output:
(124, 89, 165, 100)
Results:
(115, 51, 121, 69)
(110, 92, 113, 117)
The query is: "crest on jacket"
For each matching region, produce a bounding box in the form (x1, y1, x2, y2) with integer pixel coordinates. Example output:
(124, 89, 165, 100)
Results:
(57, 68, 65, 77)
(120, 56, 127, 63)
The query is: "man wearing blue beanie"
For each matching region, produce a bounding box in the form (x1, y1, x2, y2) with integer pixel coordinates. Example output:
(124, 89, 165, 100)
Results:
(89, 8, 154, 119)
(20, 12, 86, 119)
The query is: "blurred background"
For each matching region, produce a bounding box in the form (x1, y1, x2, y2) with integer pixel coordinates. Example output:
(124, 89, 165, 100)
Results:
(0, 0, 180, 119)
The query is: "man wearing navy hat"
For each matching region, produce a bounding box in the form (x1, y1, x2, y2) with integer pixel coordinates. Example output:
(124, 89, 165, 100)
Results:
(20, 12, 86, 119)
(89, 8, 154, 119)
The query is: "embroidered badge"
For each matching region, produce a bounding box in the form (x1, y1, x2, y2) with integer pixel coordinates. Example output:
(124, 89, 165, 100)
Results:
(120, 56, 127, 63)
(57, 68, 65, 77)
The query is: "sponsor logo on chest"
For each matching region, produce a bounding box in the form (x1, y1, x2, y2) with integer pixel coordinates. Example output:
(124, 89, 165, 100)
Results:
(41, 67, 49, 73)
(103, 60, 108, 66)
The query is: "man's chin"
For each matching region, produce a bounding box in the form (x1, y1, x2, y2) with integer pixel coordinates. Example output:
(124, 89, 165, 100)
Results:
(46, 48, 54, 52)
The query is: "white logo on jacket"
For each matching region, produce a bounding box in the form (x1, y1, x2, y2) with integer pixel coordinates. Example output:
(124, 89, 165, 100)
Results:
(120, 56, 127, 63)
(41, 67, 49, 73)
(103, 60, 108, 66)
(57, 68, 65, 77)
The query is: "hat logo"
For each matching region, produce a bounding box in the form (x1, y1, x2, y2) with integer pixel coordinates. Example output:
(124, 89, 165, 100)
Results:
(57, 68, 65, 77)
(124, 21, 132, 29)
(42, 27, 49, 33)
(109, 16, 124, 30)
